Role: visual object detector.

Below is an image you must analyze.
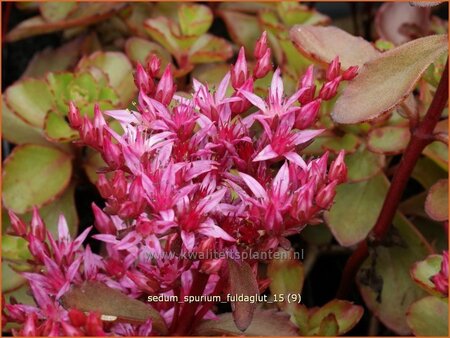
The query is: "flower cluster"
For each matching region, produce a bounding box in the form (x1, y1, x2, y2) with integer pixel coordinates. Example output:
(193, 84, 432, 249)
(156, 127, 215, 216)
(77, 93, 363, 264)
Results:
(4, 32, 354, 336)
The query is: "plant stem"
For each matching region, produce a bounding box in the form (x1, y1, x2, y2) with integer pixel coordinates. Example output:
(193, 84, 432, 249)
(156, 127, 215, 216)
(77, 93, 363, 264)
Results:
(337, 59, 448, 298)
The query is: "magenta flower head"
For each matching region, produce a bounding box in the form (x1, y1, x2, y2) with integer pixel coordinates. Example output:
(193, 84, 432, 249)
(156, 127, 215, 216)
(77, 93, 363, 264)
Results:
(430, 250, 449, 296)
(6, 31, 357, 336)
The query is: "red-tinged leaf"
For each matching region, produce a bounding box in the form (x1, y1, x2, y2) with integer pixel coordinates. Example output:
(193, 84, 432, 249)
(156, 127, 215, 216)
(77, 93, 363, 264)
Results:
(308, 300, 364, 335)
(40, 2, 77, 22)
(267, 249, 304, 313)
(345, 147, 385, 183)
(122, 3, 153, 37)
(357, 213, 431, 335)
(61, 281, 168, 334)
(189, 34, 233, 64)
(2, 145, 73, 213)
(325, 173, 389, 246)
(277, 3, 330, 27)
(5, 3, 123, 42)
(144, 16, 180, 55)
(227, 259, 259, 331)
(125, 37, 171, 70)
(317, 314, 339, 336)
(425, 179, 448, 221)
(218, 10, 262, 56)
(423, 141, 448, 171)
(406, 296, 448, 336)
(177, 4, 213, 37)
(322, 133, 361, 154)
(5, 78, 53, 128)
(44, 111, 79, 142)
(332, 34, 448, 124)
(375, 2, 431, 45)
(411, 254, 444, 296)
(22, 37, 83, 78)
(193, 308, 298, 336)
(217, 2, 276, 13)
(290, 25, 380, 69)
(367, 126, 411, 155)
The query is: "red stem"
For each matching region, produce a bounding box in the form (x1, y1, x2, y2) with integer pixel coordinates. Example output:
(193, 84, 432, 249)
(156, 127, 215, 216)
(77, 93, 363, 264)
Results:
(337, 59, 449, 298)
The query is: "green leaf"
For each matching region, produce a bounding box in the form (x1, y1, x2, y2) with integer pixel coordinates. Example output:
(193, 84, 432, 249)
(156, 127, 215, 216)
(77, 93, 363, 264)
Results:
(325, 173, 389, 246)
(277, 3, 330, 26)
(2, 183, 78, 238)
(411, 254, 444, 295)
(412, 157, 447, 189)
(2, 145, 72, 213)
(77, 52, 135, 105)
(317, 314, 339, 336)
(345, 147, 385, 183)
(267, 249, 304, 313)
(61, 281, 168, 334)
(125, 37, 171, 68)
(144, 16, 180, 55)
(425, 179, 448, 221)
(2, 98, 53, 147)
(367, 126, 411, 155)
(2, 262, 26, 293)
(46, 72, 74, 114)
(423, 141, 448, 171)
(300, 223, 333, 246)
(189, 34, 233, 64)
(194, 308, 298, 336)
(290, 25, 380, 69)
(5, 78, 54, 128)
(228, 259, 259, 331)
(407, 296, 448, 336)
(44, 111, 79, 142)
(83, 149, 107, 184)
(322, 134, 360, 154)
(177, 4, 212, 36)
(40, 2, 77, 22)
(307, 300, 364, 336)
(333, 34, 448, 124)
(357, 213, 431, 335)
(218, 10, 261, 56)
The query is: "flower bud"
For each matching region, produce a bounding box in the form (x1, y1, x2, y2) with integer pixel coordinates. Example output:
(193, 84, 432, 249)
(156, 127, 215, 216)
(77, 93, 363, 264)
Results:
(329, 151, 347, 183)
(295, 99, 321, 129)
(315, 180, 338, 209)
(300, 65, 314, 88)
(342, 66, 359, 81)
(253, 48, 272, 79)
(147, 54, 161, 77)
(254, 31, 269, 59)
(231, 47, 248, 89)
(68, 101, 82, 129)
(134, 63, 151, 94)
(102, 137, 122, 169)
(326, 56, 341, 81)
(92, 203, 115, 235)
(112, 171, 127, 200)
(155, 65, 176, 105)
(319, 76, 341, 100)
(97, 174, 112, 198)
(8, 210, 27, 237)
(31, 207, 46, 241)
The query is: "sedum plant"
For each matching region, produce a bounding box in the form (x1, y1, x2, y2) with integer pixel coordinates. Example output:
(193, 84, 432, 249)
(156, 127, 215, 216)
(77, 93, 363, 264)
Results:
(2, 33, 363, 336)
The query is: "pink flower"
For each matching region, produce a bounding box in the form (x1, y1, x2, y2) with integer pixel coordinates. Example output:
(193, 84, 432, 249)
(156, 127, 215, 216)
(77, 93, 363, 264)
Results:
(431, 251, 449, 296)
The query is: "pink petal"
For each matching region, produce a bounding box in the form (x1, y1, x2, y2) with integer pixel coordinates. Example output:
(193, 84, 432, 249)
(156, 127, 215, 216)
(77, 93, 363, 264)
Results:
(181, 230, 195, 251)
(270, 68, 284, 103)
(238, 172, 268, 200)
(239, 90, 267, 112)
(292, 129, 325, 145)
(216, 71, 231, 102)
(198, 221, 235, 242)
(273, 162, 290, 196)
(253, 144, 278, 162)
(285, 151, 307, 169)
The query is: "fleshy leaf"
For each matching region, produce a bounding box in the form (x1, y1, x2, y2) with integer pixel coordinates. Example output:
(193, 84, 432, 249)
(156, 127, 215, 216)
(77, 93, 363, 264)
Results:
(375, 2, 431, 45)
(218, 10, 261, 56)
(2, 145, 72, 213)
(267, 249, 304, 313)
(2, 262, 26, 293)
(193, 308, 297, 336)
(61, 281, 168, 334)
(227, 259, 259, 331)
(406, 296, 448, 336)
(189, 34, 233, 64)
(412, 157, 447, 189)
(317, 314, 339, 336)
(322, 134, 360, 154)
(83, 148, 107, 184)
(411, 254, 444, 295)
(5, 3, 123, 42)
(2, 98, 53, 147)
(144, 16, 180, 55)
(44, 111, 79, 142)
(307, 300, 364, 336)
(77, 52, 136, 105)
(300, 223, 333, 246)
(423, 141, 448, 171)
(345, 147, 385, 183)
(425, 179, 448, 221)
(40, 2, 77, 22)
(325, 173, 389, 246)
(2, 235, 32, 261)
(177, 4, 213, 36)
(332, 34, 448, 124)
(290, 25, 380, 69)
(125, 37, 171, 68)
(2, 183, 78, 238)
(5, 78, 53, 128)
(357, 213, 431, 335)
(367, 126, 411, 155)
